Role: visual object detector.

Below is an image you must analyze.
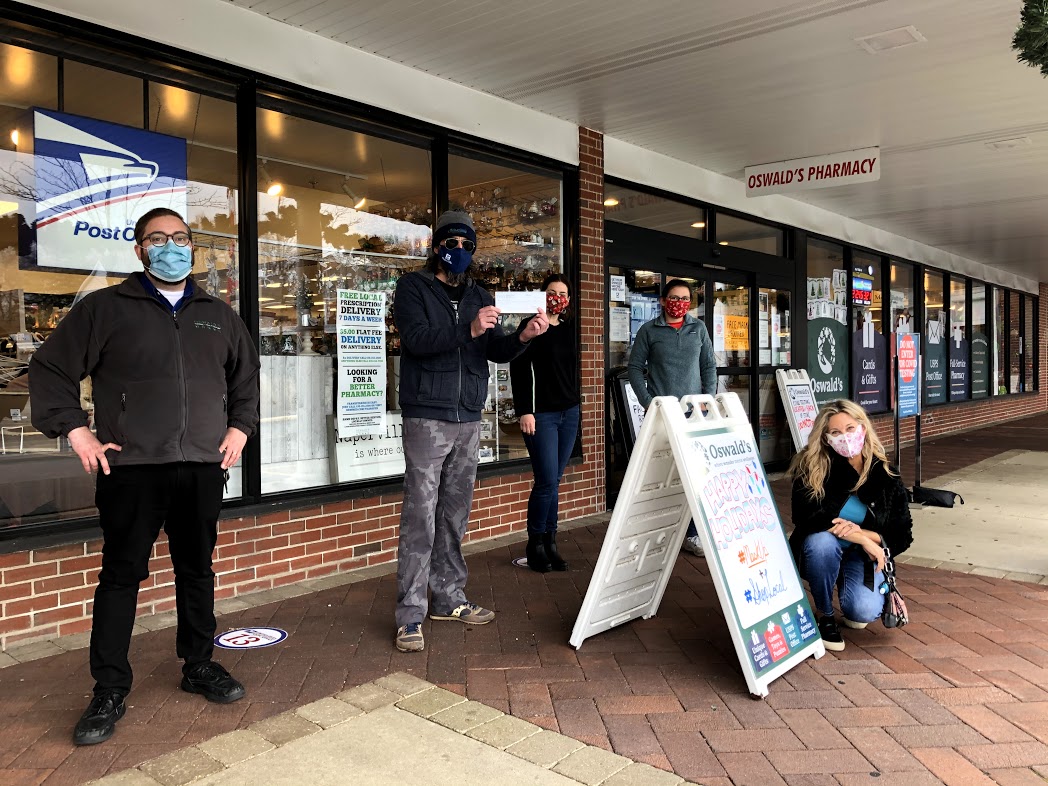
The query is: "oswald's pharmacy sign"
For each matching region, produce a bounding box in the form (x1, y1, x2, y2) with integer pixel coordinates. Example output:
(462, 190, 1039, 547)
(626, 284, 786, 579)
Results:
(745, 147, 880, 197)
(32, 109, 188, 273)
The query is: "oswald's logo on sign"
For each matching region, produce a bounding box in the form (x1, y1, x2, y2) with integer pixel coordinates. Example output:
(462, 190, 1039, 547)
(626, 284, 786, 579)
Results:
(32, 108, 188, 275)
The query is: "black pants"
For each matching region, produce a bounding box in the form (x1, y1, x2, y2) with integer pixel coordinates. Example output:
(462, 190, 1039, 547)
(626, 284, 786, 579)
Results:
(90, 463, 224, 696)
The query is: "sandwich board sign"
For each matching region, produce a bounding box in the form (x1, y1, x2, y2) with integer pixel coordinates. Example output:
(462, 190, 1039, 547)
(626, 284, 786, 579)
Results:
(776, 369, 819, 450)
(569, 393, 824, 697)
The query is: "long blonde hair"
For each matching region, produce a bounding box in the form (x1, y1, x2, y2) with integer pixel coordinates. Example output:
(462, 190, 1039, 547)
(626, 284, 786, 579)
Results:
(788, 399, 894, 501)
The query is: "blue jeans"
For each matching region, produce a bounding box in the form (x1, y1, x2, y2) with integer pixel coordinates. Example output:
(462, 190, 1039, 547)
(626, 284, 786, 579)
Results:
(803, 531, 886, 622)
(522, 406, 580, 534)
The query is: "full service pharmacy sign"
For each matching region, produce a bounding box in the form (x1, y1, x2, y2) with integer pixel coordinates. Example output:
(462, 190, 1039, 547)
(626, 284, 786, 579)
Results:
(745, 147, 880, 197)
(32, 109, 188, 273)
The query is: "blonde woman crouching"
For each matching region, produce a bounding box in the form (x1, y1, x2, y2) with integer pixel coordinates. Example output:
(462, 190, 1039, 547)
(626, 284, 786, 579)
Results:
(788, 399, 912, 652)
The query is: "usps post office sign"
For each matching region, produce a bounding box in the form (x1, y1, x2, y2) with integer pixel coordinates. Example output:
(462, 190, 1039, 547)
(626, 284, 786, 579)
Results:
(31, 108, 188, 274)
(215, 627, 288, 650)
(745, 147, 880, 197)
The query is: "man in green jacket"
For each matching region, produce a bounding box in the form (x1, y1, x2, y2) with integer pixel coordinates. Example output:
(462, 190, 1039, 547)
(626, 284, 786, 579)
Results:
(627, 278, 717, 556)
(30, 208, 260, 746)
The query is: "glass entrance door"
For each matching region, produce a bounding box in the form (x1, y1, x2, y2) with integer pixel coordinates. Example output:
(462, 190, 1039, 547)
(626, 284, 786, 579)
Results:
(604, 222, 795, 505)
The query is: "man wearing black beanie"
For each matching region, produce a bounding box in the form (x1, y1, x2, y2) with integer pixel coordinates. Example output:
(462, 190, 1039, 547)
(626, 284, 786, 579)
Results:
(392, 210, 549, 652)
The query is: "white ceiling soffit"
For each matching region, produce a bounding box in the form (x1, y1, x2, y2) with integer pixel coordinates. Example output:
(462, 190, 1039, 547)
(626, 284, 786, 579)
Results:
(224, 0, 1048, 291)
(27, 0, 579, 166)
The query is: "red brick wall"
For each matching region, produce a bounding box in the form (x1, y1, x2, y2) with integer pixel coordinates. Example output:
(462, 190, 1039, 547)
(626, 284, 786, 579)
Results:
(0, 130, 611, 651)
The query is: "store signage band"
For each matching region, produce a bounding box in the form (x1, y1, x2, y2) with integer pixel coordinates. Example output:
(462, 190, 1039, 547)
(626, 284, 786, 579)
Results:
(745, 147, 880, 197)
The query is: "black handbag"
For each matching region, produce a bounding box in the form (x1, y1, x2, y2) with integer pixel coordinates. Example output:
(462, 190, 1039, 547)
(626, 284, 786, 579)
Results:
(911, 485, 964, 508)
(880, 546, 909, 628)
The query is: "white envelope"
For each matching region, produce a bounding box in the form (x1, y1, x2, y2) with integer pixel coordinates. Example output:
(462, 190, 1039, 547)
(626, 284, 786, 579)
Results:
(496, 290, 546, 314)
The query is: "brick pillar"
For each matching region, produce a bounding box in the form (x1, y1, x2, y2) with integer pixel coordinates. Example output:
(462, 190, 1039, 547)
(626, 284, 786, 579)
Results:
(566, 128, 607, 516)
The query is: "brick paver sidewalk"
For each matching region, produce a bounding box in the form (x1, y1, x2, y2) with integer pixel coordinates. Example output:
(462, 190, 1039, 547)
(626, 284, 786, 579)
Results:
(1, 413, 1047, 785)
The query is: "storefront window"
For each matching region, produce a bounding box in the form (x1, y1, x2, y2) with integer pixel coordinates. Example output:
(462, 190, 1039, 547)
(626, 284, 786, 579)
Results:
(994, 287, 1006, 395)
(759, 287, 790, 366)
(716, 214, 783, 256)
(923, 270, 947, 406)
(64, 60, 143, 127)
(449, 152, 564, 464)
(713, 281, 749, 368)
(1, 43, 239, 529)
(1024, 295, 1035, 392)
(971, 283, 990, 399)
(1010, 291, 1021, 393)
(948, 277, 969, 401)
(889, 261, 915, 335)
(805, 239, 848, 406)
(851, 251, 887, 413)
(603, 185, 706, 239)
(255, 108, 432, 494)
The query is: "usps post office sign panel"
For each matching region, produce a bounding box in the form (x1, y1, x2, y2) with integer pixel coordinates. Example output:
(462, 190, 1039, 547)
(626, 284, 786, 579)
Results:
(31, 109, 188, 274)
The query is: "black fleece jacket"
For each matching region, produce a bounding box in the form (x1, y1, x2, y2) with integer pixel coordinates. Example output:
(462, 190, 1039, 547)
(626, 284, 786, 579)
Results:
(393, 270, 528, 422)
(29, 274, 259, 466)
(790, 454, 913, 582)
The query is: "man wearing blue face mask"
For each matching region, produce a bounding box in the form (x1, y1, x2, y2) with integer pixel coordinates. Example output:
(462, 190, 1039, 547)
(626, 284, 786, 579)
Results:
(29, 208, 260, 745)
(392, 210, 549, 653)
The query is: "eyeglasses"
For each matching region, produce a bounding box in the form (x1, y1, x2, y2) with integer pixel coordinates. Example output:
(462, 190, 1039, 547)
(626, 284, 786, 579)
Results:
(440, 237, 476, 253)
(665, 295, 690, 303)
(141, 231, 192, 248)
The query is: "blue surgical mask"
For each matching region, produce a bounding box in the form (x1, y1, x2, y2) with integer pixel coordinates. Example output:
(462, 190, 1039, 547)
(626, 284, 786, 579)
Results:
(146, 240, 193, 283)
(439, 246, 472, 275)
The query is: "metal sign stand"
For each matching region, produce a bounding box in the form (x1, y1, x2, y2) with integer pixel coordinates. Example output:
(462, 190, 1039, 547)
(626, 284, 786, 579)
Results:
(569, 393, 825, 698)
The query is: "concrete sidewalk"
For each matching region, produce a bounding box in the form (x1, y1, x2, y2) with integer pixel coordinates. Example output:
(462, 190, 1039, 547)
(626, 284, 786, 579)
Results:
(85, 673, 692, 786)
(903, 450, 1048, 581)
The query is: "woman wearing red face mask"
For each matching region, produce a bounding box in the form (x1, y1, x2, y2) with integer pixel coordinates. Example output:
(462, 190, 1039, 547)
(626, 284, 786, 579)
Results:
(789, 399, 912, 652)
(627, 279, 717, 558)
(510, 274, 580, 572)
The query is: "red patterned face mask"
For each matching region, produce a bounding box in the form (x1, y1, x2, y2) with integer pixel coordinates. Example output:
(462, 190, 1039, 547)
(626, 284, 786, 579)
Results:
(546, 292, 569, 315)
(663, 298, 690, 320)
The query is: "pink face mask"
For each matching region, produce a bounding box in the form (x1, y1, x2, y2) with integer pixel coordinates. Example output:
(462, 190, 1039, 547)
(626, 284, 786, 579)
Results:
(663, 299, 690, 320)
(826, 425, 866, 458)
(546, 292, 569, 315)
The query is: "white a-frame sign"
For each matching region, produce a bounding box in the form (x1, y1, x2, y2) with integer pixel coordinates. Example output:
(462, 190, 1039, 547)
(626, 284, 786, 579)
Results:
(570, 394, 825, 697)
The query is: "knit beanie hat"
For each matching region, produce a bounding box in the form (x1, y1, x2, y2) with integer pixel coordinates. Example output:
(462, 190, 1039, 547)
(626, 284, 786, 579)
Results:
(433, 210, 477, 249)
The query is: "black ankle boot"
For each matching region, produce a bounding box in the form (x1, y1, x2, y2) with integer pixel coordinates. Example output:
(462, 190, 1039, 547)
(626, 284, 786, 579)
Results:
(525, 533, 552, 573)
(543, 531, 568, 571)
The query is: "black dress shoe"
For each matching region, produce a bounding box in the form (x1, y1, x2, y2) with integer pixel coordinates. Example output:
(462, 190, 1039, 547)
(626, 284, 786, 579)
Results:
(181, 661, 246, 703)
(73, 690, 126, 746)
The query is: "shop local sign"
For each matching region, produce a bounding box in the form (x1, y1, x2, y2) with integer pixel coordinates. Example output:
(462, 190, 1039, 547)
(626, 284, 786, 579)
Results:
(745, 147, 880, 197)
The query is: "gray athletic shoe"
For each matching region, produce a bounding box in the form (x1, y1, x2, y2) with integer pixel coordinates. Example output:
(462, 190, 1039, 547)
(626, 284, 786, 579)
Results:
(396, 623, 425, 652)
(430, 602, 495, 625)
(682, 535, 705, 557)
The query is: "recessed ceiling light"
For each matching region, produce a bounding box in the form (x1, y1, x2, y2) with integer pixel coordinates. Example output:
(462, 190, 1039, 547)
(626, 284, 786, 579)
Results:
(985, 136, 1032, 151)
(691, 221, 706, 229)
(719, 241, 729, 246)
(855, 25, 926, 55)
(603, 197, 619, 207)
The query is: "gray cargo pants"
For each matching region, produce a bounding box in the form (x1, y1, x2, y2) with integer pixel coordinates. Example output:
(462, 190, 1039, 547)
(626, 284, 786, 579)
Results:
(395, 417, 481, 627)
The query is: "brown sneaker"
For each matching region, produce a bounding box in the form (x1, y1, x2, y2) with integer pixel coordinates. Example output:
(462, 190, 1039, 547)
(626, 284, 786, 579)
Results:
(395, 623, 425, 652)
(429, 602, 495, 625)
